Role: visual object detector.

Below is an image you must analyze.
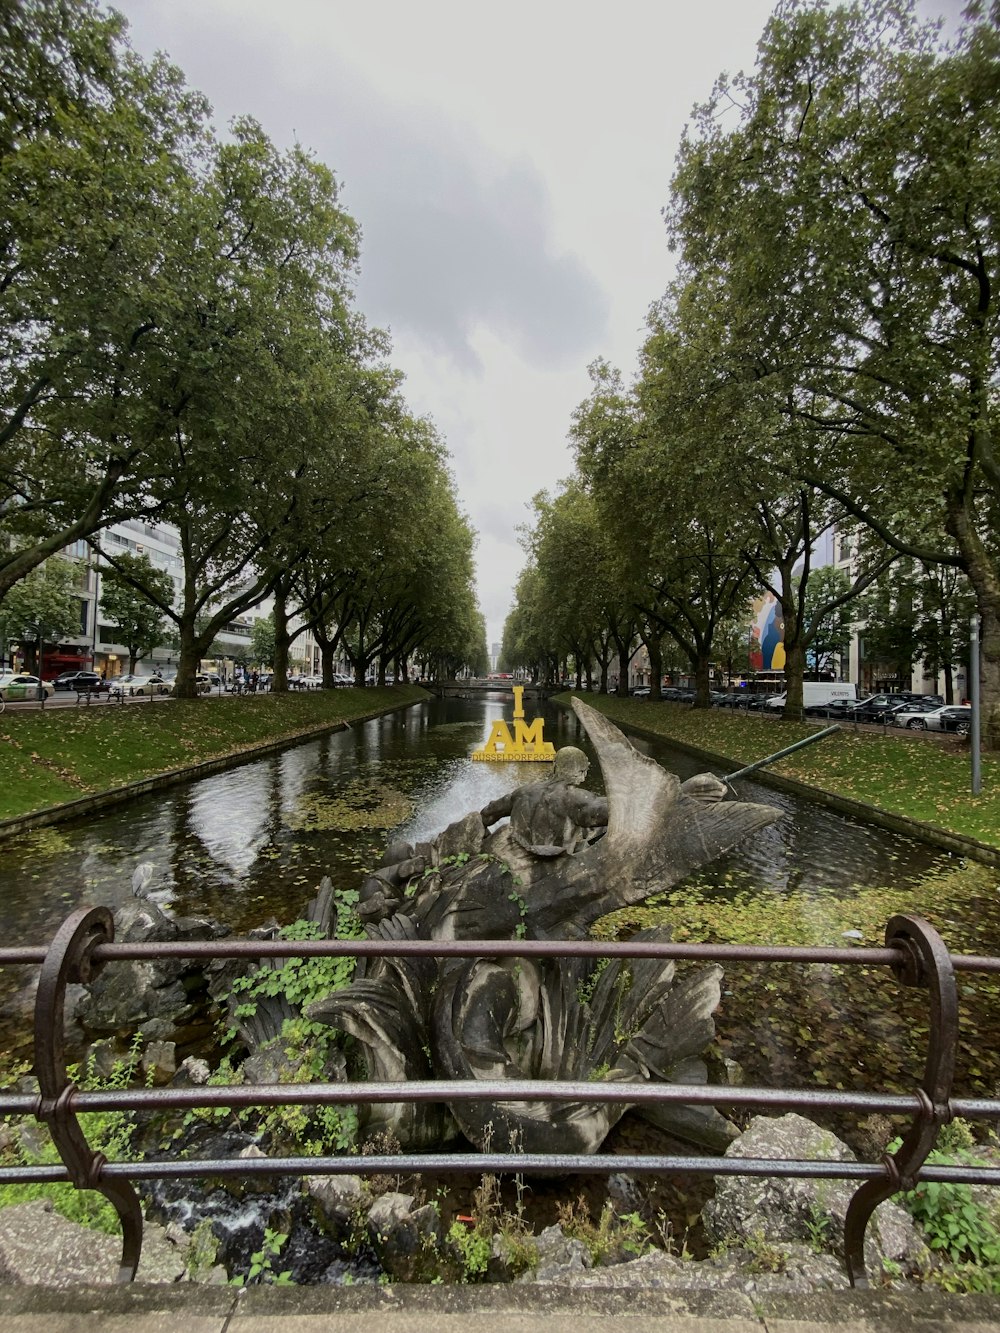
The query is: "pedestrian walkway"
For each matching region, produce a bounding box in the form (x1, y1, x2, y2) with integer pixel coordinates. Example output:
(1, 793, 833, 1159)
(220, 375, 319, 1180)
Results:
(2, 1283, 998, 1332)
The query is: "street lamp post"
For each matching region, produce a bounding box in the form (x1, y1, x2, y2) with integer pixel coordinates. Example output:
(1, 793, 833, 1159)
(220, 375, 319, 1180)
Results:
(970, 614, 981, 796)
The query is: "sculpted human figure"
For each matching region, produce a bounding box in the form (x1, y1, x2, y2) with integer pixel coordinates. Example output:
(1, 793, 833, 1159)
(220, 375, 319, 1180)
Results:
(479, 745, 608, 857)
(301, 699, 785, 1154)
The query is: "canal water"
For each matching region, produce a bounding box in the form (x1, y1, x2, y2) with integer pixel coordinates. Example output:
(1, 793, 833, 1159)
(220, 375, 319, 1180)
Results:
(0, 693, 947, 948)
(3, 693, 998, 1272)
(0, 693, 954, 1060)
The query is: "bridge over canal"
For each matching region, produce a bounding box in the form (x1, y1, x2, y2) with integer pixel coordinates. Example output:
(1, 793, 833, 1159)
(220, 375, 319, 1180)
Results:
(424, 679, 562, 700)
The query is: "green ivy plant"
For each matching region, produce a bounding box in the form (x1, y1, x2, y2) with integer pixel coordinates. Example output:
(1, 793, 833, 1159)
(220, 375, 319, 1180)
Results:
(888, 1122, 1000, 1293)
(190, 888, 365, 1155)
(0, 1036, 148, 1232)
(230, 1227, 294, 1286)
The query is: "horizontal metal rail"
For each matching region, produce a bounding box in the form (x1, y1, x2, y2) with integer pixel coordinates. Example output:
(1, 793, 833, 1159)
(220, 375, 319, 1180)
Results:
(1, 935, 999, 971)
(5, 1153, 1000, 1188)
(1, 905, 998, 1290)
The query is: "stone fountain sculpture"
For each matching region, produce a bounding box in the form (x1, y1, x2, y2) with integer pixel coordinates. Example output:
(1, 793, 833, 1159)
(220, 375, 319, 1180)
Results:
(302, 698, 783, 1156)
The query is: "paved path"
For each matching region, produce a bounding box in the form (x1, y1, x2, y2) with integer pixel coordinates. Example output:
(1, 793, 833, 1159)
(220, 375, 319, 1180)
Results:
(2, 1284, 999, 1333)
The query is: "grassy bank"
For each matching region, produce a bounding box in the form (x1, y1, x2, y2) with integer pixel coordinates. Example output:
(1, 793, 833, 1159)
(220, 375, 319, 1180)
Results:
(558, 692, 1000, 849)
(0, 684, 427, 822)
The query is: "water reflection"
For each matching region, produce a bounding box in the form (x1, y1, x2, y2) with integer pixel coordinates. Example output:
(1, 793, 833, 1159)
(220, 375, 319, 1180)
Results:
(0, 695, 948, 1044)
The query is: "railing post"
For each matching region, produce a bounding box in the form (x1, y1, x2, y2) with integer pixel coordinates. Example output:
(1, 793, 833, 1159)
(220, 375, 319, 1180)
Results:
(33, 906, 144, 1282)
(843, 914, 958, 1287)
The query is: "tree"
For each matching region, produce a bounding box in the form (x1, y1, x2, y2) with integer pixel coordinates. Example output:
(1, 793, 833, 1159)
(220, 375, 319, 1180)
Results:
(90, 118, 362, 698)
(0, 559, 80, 672)
(638, 279, 896, 721)
(571, 354, 760, 708)
(801, 565, 853, 676)
(714, 611, 754, 685)
(522, 483, 628, 693)
(857, 557, 977, 700)
(322, 416, 483, 687)
(501, 565, 560, 685)
(251, 614, 276, 669)
(0, 0, 210, 596)
(913, 562, 977, 703)
(670, 0, 1000, 741)
(856, 568, 920, 689)
(98, 553, 172, 672)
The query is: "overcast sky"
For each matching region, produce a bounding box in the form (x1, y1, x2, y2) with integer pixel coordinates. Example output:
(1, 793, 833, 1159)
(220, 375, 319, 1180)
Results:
(113, 0, 964, 648)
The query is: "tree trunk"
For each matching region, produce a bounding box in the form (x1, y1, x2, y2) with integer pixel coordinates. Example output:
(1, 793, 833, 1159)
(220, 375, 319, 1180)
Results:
(980, 599, 1000, 751)
(948, 492, 1000, 748)
(174, 610, 201, 699)
(617, 643, 631, 694)
(272, 584, 290, 693)
(692, 651, 711, 708)
(647, 637, 663, 701)
(782, 635, 806, 722)
(320, 640, 336, 688)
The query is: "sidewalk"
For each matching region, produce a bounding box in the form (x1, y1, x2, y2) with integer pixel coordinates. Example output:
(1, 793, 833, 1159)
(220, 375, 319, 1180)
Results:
(2, 1283, 999, 1332)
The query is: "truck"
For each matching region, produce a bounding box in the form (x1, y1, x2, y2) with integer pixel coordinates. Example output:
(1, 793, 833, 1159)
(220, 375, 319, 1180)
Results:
(764, 681, 857, 711)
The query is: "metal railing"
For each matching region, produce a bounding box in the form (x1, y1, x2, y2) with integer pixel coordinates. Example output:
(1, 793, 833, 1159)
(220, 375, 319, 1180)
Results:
(2, 906, 1000, 1287)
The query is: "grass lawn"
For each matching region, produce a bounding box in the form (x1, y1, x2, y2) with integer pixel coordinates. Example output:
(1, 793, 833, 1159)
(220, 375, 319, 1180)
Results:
(0, 685, 427, 823)
(558, 692, 1000, 850)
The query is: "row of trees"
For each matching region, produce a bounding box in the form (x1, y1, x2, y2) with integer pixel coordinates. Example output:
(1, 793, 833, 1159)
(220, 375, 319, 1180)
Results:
(503, 0, 997, 739)
(0, 0, 486, 694)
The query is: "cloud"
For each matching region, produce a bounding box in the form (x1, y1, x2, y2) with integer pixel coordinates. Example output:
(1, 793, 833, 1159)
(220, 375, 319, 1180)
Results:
(118, 2, 609, 374)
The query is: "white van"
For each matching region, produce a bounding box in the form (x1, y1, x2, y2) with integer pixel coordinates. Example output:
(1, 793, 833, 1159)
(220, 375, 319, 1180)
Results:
(765, 682, 857, 711)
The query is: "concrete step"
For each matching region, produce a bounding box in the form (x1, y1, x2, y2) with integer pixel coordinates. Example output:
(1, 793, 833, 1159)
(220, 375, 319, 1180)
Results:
(2, 1284, 999, 1333)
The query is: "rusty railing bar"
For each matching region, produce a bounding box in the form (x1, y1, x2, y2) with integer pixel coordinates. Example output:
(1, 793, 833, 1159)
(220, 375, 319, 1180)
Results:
(32, 907, 144, 1282)
(949, 1097, 1000, 1117)
(5, 906, 1000, 1292)
(0, 1082, 966, 1115)
(0, 941, 901, 965)
(5, 1085, 1000, 1121)
(844, 915, 958, 1289)
(4, 941, 1000, 973)
(6, 1156, 1000, 1187)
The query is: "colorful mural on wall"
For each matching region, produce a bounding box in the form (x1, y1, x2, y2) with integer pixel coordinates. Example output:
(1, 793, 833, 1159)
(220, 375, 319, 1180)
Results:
(749, 593, 785, 672)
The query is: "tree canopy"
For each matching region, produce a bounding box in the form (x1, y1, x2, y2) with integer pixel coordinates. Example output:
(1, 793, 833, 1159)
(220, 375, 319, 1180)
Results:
(0, 0, 486, 691)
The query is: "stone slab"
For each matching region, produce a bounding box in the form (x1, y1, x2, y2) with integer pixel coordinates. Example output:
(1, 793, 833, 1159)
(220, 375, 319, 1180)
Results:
(0, 1202, 188, 1286)
(2, 1317, 227, 1333)
(2, 1282, 1000, 1333)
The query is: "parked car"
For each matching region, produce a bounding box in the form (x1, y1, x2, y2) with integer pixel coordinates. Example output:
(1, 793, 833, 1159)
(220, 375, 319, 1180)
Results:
(49, 670, 108, 693)
(894, 704, 972, 735)
(110, 673, 143, 692)
(167, 673, 211, 695)
(805, 698, 859, 719)
(107, 673, 139, 696)
(131, 675, 170, 697)
(885, 699, 939, 726)
(846, 695, 903, 724)
(0, 672, 54, 701)
(631, 686, 651, 698)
